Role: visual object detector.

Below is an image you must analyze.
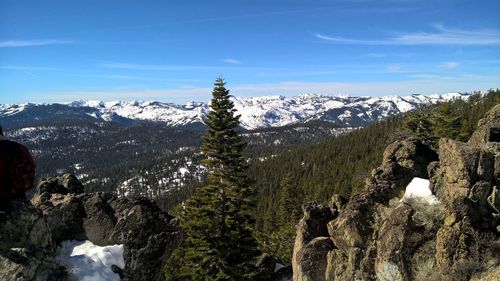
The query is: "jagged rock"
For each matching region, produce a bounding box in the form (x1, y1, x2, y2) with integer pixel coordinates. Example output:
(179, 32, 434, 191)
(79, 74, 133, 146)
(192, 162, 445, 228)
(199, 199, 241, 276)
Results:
(437, 138, 480, 207)
(33, 194, 86, 244)
(375, 204, 414, 281)
(488, 186, 500, 214)
(292, 203, 336, 281)
(369, 138, 438, 201)
(468, 181, 492, 220)
(328, 193, 376, 253)
(35, 173, 84, 197)
(329, 194, 347, 213)
(82, 192, 117, 245)
(0, 200, 66, 281)
(290, 104, 500, 281)
(109, 197, 181, 281)
(468, 104, 500, 149)
(0, 200, 53, 252)
(294, 237, 334, 281)
(0, 248, 68, 281)
(29, 176, 182, 281)
(322, 138, 438, 281)
(382, 138, 438, 181)
(435, 218, 477, 275)
(478, 151, 495, 182)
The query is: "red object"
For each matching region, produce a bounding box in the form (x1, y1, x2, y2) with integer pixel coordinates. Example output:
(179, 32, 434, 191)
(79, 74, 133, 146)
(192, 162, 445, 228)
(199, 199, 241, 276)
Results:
(0, 140, 36, 199)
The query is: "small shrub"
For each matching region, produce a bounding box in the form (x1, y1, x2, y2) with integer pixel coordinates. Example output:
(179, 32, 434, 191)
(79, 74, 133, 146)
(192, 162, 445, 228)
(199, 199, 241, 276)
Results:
(405, 197, 445, 231)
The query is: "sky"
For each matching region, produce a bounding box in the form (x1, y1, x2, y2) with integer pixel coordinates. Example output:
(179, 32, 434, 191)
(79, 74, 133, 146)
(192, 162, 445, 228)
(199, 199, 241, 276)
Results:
(0, 0, 499, 104)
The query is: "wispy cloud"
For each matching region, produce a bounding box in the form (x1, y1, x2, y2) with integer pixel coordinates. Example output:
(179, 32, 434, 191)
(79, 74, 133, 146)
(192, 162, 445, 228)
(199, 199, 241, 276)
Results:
(440, 61, 460, 70)
(230, 77, 500, 97)
(364, 53, 387, 58)
(315, 24, 500, 45)
(0, 65, 58, 71)
(386, 64, 402, 72)
(99, 62, 224, 72)
(30, 74, 499, 103)
(223, 58, 241, 64)
(0, 39, 74, 48)
(28, 88, 212, 102)
(22, 71, 40, 78)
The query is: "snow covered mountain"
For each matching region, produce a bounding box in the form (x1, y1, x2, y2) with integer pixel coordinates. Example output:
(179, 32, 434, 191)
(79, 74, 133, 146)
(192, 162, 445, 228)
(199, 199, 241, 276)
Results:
(0, 92, 469, 130)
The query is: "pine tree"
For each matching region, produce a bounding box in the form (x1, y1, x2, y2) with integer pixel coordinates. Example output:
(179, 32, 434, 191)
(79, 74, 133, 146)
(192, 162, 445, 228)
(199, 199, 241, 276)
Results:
(403, 108, 434, 142)
(175, 78, 260, 280)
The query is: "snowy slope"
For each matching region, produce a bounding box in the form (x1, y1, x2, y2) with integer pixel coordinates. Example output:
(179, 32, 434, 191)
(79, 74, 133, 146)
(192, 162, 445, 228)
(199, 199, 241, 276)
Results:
(0, 92, 470, 130)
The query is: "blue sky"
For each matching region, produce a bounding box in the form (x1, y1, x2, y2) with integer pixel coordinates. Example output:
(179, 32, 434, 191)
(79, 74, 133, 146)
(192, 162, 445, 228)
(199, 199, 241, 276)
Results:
(1, 0, 499, 104)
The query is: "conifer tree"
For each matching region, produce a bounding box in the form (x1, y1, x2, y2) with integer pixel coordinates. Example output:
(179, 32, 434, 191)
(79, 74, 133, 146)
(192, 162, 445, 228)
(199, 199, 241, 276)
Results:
(175, 78, 260, 280)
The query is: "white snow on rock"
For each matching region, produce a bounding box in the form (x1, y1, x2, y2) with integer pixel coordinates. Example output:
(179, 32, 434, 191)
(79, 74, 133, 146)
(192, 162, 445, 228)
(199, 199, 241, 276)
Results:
(55, 240, 125, 281)
(401, 177, 440, 205)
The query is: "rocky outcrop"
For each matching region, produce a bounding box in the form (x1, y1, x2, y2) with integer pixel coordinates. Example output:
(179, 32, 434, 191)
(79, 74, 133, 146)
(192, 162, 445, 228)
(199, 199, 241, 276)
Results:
(292, 203, 337, 281)
(1, 174, 181, 281)
(0, 200, 65, 281)
(292, 104, 500, 281)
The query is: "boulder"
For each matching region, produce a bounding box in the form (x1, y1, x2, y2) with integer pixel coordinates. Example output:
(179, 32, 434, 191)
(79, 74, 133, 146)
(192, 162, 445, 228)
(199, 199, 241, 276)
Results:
(293, 237, 334, 281)
(0, 248, 67, 281)
(0, 200, 53, 252)
(35, 173, 84, 196)
(29, 176, 182, 281)
(437, 138, 480, 208)
(375, 204, 414, 281)
(33, 194, 86, 244)
(382, 138, 438, 181)
(82, 192, 117, 245)
(435, 218, 477, 277)
(0, 200, 65, 281)
(468, 104, 500, 149)
(292, 203, 336, 281)
(109, 197, 180, 281)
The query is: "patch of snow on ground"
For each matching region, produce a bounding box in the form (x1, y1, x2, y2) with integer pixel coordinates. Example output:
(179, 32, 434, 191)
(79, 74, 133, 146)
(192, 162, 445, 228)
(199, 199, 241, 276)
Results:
(401, 177, 440, 205)
(55, 240, 124, 281)
(178, 167, 189, 176)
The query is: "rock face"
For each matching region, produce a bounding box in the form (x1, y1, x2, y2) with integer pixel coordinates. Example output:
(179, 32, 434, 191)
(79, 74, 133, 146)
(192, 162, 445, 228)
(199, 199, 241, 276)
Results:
(292, 104, 500, 281)
(292, 203, 337, 281)
(0, 200, 65, 281)
(0, 174, 181, 281)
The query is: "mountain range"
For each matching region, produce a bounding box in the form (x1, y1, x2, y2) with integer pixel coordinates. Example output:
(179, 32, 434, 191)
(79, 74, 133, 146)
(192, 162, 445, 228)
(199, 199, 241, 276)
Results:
(0, 92, 470, 130)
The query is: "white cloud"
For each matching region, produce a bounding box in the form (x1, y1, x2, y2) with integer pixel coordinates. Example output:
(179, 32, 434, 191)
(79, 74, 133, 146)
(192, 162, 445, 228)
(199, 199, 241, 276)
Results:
(387, 64, 402, 72)
(100, 62, 224, 71)
(26, 77, 500, 103)
(440, 61, 460, 70)
(364, 53, 387, 58)
(0, 39, 74, 48)
(0, 65, 57, 71)
(223, 58, 242, 64)
(27, 88, 213, 103)
(229, 77, 500, 97)
(22, 71, 40, 78)
(315, 25, 500, 45)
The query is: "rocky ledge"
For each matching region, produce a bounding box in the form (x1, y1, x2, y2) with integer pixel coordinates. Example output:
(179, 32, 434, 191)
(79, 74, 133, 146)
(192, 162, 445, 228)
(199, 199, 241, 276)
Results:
(292, 104, 500, 281)
(0, 173, 181, 281)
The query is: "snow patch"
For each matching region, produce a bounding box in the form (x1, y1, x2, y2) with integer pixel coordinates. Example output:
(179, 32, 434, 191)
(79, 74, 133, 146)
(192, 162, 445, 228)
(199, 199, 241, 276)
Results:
(55, 240, 124, 281)
(401, 177, 440, 205)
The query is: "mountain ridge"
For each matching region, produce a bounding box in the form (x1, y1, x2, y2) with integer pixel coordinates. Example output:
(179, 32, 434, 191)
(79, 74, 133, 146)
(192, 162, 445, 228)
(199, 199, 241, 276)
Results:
(1, 92, 470, 130)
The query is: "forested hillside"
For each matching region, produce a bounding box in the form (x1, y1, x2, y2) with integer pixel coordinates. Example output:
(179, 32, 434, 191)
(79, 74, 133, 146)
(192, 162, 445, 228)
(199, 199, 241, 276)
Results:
(250, 89, 499, 263)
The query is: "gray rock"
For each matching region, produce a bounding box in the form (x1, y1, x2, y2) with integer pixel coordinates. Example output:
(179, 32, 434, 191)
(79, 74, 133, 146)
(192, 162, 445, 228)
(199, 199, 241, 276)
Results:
(35, 173, 84, 197)
(294, 237, 334, 281)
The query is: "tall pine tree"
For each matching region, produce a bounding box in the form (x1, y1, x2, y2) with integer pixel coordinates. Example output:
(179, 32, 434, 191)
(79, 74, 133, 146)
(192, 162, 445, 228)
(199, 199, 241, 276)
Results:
(174, 78, 260, 280)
